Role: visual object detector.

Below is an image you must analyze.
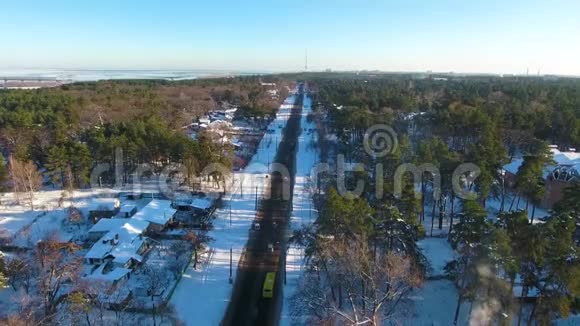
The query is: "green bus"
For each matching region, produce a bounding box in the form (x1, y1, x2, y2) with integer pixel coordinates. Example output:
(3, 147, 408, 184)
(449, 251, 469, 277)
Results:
(262, 272, 276, 298)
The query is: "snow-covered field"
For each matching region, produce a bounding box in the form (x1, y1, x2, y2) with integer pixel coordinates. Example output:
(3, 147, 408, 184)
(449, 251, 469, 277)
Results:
(169, 92, 297, 325)
(0, 188, 117, 245)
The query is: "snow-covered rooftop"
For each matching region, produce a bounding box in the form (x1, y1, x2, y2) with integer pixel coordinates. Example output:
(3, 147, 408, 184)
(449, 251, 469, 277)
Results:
(503, 148, 580, 179)
(88, 218, 126, 234)
(552, 149, 580, 167)
(86, 263, 131, 282)
(119, 204, 137, 213)
(132, 199, 176, 226)
(89, 197, 120, 211)
(111, 239, 145, 265)
(191, 198, 213, 210)
(85, 219, 149, 260)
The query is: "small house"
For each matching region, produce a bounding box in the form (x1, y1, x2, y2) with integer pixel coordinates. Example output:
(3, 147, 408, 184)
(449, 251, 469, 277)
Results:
(88, 218, 127, 241)
(119, 204, 138, 218)
(132, 199, 177, 232)
(89, 198, 121, 222)
(84, 219, 150, 266)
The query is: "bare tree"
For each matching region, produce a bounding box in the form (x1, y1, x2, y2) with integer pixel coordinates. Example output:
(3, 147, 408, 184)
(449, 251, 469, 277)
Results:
(184, 231, 203, 270)
(4, 254, 33, 293)
(142, 266, 169, 326)
(291, 236, 422, 325)
(168, 241, 191, 278)
(9, 157, 43, 210)
(34, 234, 82, 318)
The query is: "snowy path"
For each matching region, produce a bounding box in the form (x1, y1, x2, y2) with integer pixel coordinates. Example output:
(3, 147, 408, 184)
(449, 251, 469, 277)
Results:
(393, 236, 469, 325)
(280, 92, 319, 325)
(169, 93, 297, 325)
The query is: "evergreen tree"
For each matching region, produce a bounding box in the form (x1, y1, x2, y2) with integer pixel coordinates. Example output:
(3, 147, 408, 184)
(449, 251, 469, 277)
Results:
(0, 153, 8, 191)
(530, 213, 580, 324)
(448, 199, 492, 324)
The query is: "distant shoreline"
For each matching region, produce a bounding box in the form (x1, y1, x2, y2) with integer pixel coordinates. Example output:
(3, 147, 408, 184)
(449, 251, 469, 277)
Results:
(0, 68, 267, 84)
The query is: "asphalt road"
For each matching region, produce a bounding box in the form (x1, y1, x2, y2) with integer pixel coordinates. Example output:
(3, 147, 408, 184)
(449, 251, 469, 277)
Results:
(221, 86, 304, 326)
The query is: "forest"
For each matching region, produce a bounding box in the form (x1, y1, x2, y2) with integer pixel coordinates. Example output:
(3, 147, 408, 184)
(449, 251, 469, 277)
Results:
(0, 76, 289, 190)
(287, 73, 580, 325)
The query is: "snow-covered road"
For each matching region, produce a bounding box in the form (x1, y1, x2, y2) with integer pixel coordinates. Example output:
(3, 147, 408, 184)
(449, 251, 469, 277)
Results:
(280, 92, 320, 325)
(170, 93, 297, 325)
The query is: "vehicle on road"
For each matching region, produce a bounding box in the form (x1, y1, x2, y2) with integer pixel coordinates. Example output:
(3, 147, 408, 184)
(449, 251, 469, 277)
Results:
(262, 272, 276, 298)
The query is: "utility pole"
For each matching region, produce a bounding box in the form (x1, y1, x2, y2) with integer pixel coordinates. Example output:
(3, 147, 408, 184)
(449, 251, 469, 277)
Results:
(284, 245, 287, 285)
(255, 185, 258, 210)
(229, 247, 233, 284)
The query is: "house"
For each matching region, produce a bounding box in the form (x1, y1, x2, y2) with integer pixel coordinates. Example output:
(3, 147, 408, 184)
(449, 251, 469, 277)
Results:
(119, 204, 137, 218)
(132, 199, 176, 232)
(85, 263, 132, 288)
(544, 149, 580, 208)
(174, 196, 215, 226)
(502, 147, 580, 208)
(199, 116, 211, 125)
(175, 197, 214, 214)
(84, 219, 150, 266)
(89, 197, 121, 222)
(88, 218, 127, 241)
(126, 192, 142, 200)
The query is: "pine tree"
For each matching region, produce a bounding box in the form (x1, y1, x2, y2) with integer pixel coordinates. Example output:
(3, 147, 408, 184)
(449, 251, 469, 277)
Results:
(46, 145, 68, 188)
(0, 253, 7, 288)
(0, 153, 8, 192)
(529, 213, 580, 324)
(399, 174, 422, 235)
(554, 181, 580, 225)
(448, 199, 491, 324)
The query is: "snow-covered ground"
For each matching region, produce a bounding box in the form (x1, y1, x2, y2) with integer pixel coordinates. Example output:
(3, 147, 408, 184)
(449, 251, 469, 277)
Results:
(280, 92, 320, 325)
(169, 92, 297, 325)
(0, 188, 117, 245)
(394, 235, 471, 325)
(395, 279, 469, 325)
(417, 237, 455, 278)
(421, 191, 550, 238)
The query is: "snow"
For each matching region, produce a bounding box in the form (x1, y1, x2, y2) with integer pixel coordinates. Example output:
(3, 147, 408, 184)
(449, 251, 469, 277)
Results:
(132, 199, 176, 226)
(394, 279, 469, 325)
(281, 91, 320, 325)
(84, 219, 149, 261)
(485, 193, 549, 223)
(503, 148, 580, 179)
(503, 158, 523, 175)
(0, 188, 117, 241)
(169, 92, 297, 325)
(119, 204, 137, 214)
(191, 198, 213, 210)
(556, 314, 580, 325)
(89, 218, 127, 233)
(86, 264, 131, 282)
(89, 197, 120, 211)
(417, 237, 455, 277)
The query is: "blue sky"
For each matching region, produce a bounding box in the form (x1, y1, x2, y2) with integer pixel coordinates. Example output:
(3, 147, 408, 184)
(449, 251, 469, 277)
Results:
(1, 0, 579, 75)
